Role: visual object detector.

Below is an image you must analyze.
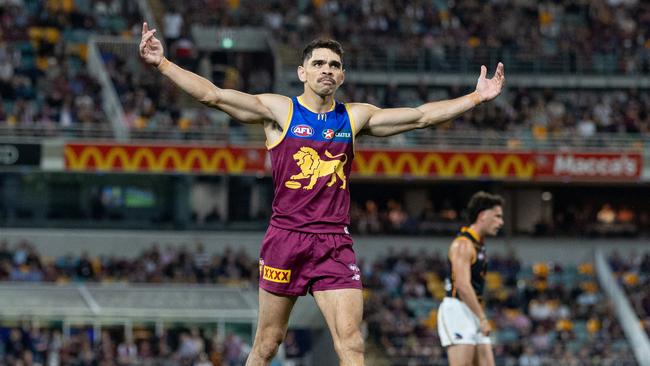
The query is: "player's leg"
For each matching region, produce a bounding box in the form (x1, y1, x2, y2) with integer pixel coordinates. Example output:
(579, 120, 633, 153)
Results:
(447, 344, 477, 366)
(313, 288, 364, 366)
(438, 297, 479, 366)
(251, 226, 312, 365)
(475, 343, 495, 366)
(246, 288, 297, 366)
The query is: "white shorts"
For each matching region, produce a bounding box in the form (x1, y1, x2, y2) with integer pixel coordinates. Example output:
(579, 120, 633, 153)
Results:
(437, 297, 492, 347)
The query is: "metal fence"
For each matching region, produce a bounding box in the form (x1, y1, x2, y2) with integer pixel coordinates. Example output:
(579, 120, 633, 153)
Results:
(1, 123, 645, 152)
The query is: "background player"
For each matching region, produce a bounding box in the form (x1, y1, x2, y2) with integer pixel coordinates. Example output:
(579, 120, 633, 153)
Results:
(140, 22, 505, 366)
(438, 191, 505, 366)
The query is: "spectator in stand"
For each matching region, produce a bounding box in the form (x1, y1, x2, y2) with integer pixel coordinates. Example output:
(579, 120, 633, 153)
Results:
(597, 204, 616, 225)
(163, 5, 183, 47)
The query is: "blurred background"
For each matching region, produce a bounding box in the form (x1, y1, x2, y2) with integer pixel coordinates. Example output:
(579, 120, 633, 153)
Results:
(1, 0, 650, 365)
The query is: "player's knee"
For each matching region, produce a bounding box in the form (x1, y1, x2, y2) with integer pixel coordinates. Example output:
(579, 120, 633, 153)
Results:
(334, 327, 364, 357)
(254, 329, 285, 360)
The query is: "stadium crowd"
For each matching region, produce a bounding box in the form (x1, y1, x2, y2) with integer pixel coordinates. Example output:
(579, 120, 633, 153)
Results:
(0, 239, 641, 365)
(0, 239, 255, 365)
(0, 325, 250, 366)
(0, 240, 258, 285)
(349, 196, 648, 237)
(363, 249, 637, 365)
(0, 0, 145, 134)
(166, 0, 650, 74)
(3, 0, 650, 140)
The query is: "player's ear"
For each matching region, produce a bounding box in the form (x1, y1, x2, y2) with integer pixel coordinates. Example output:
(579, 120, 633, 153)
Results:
(340, 68, 345, 85)
(477, 210, 486, 223)
(297, 66, 307, 83)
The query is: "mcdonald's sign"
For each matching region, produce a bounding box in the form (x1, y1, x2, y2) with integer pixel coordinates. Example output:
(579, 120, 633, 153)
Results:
(64, 142, 642, 182)
(533, 152, 641, 181)
(64, 143, 268, 173)
(352, 150, 642, 181)
(352, 150, 536, 179)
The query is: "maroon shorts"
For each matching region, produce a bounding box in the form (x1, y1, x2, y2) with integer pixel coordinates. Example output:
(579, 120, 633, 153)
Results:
(258, 225, 362, 296)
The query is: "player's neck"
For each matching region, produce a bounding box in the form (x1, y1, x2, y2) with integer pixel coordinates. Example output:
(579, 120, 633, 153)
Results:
(467, 224, 484, 243)
(299, 91, 335, 113)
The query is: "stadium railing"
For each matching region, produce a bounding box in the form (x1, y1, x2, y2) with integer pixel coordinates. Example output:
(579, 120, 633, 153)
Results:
(278, 44, 646, 76)
(0, 282, 259, 346)
(595, 249, 650, 366)
(0, 282, 257, 321)
(88, 35, 129, 140)
(1, 124, 645, 151)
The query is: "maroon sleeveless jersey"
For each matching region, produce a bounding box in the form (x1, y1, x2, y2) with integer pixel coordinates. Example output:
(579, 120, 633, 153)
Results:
(267, 96, 356, 233)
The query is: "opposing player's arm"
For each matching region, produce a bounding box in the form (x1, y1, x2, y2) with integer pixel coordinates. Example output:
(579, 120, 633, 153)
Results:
(348, 63, 504, 137)
(139, 23, 289, 125)
(449, 238, 486, 322)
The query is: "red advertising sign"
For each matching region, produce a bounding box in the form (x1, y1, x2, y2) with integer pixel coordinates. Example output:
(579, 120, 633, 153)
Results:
(533, 152, 642, 181)
(64, 142, 268, 174)
(64, 142, 642, 181)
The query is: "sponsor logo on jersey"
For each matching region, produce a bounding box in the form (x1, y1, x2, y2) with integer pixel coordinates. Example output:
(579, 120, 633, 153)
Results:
(335, 132, 351, 138)
(292, 124, 314, 137)
(322, 129, 335, 139)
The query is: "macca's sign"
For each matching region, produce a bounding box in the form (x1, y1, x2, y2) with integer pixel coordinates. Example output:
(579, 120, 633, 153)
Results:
(64, 142, 642, 181)
(534, 152, 641, 180)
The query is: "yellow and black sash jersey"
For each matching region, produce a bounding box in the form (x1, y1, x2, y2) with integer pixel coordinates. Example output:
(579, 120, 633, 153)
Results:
(445, 227, 487, 301)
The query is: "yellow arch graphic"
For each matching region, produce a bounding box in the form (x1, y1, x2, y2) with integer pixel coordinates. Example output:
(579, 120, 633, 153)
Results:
(118, 148, 157, 171)
(354, 152, 536, 179)
(65, 145, 248, 173)
(64, 146, 118, 170)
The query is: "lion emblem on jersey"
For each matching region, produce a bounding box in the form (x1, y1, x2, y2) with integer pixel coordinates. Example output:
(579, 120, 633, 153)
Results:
(285, 147, 348, 190)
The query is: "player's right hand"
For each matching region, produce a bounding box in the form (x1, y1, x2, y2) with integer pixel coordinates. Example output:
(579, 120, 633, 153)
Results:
(480, 318, 491, 336)
(139, 22, 164, 67)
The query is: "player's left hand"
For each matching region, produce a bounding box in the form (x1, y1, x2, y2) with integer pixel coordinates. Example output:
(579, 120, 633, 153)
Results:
(475, 62, 505, 103)
(480, 317, 492, 336)
(139, 22, 164, 67)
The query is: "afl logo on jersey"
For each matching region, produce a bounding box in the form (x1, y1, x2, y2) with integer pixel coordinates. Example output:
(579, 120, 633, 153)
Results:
(322, 129, 335, 139)
(292, 124, 314, 137)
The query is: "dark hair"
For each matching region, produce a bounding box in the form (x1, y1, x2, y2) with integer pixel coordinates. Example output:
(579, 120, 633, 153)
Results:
(301, 39, 344, 64)
(467, 191, 504, 223)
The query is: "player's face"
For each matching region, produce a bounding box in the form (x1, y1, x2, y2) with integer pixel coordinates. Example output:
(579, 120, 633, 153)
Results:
(298, 48, 345, 96)
(480, 206, 504, 236)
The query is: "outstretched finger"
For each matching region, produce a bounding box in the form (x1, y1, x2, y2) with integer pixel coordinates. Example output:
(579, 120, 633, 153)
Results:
(480, 65, 487, 80)
(142, 22, 148, 35)
(494, 62, 504, 79)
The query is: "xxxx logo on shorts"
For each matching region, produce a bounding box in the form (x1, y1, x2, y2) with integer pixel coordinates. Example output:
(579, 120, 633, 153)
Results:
(262, 265, 291, 284)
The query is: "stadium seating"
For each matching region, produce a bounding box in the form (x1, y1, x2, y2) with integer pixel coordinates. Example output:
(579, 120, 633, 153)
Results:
(0, 0, 145, 137)
(363, 250, 637, 365)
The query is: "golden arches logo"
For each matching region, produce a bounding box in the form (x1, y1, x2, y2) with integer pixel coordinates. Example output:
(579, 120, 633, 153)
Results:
(64, 145, 248, 173)
(354, 152, 535, 179)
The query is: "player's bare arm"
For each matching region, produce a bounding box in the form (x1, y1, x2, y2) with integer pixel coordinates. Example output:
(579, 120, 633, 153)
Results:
(348, 63, 505, 137)
(449, 237, 491, 335)
(139, 23, 291, 143)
